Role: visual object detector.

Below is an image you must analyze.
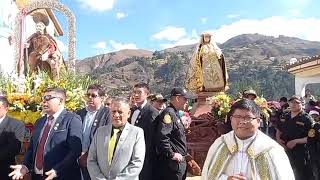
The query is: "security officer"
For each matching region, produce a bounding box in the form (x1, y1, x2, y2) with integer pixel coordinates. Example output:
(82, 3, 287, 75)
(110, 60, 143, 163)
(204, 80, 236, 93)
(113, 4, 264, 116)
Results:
(307, 122, 320, 180)
(154, 88, 191, 180)
(276, 95, 314, 180)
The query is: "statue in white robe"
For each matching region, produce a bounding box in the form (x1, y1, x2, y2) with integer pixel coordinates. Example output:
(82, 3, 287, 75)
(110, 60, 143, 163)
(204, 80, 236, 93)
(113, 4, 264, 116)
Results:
(185, 32, 228, 92)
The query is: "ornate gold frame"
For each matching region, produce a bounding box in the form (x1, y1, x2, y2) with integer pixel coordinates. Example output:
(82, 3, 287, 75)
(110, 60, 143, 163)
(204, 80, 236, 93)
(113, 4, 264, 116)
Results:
(14, 0, 76, 75)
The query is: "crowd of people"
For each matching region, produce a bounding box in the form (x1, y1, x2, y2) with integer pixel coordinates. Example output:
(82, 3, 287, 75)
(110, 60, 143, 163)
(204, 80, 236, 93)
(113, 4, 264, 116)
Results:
(0, 83, 319, 180)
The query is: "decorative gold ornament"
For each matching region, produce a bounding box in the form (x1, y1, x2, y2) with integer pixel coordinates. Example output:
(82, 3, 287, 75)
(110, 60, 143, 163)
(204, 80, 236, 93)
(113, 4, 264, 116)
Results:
(163, 114, 172, 124)
(308, 129, 316, 138)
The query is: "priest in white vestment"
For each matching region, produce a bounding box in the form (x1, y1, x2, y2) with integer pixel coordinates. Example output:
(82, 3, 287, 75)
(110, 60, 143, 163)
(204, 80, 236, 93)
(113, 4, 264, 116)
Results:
(202, 99, 294, 180)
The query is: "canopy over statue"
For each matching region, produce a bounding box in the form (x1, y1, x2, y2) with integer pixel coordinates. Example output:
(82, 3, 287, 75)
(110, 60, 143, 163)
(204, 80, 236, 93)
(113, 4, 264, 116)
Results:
(185, 32, 228, 92)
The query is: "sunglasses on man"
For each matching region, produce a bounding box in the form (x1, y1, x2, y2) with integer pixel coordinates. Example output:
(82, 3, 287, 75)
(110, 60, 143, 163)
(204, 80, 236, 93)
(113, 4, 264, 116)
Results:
(42, 95, 62, 102)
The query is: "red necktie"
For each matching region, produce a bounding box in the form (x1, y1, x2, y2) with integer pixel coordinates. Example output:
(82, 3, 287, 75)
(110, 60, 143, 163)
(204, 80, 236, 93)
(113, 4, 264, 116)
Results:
(35, 115, 54, 170)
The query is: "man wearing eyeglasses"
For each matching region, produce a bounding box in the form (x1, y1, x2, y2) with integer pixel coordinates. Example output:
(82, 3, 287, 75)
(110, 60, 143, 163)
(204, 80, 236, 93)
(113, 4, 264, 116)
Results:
(129, 83, 159, 180)
(76, 84, 112, 180)
(275, 95, 314, 180)
(9, 87, 82, 180)
(202, 99, 294, 180)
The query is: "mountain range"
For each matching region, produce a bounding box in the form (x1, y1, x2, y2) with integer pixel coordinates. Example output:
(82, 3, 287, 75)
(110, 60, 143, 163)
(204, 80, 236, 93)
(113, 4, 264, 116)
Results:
(75, 33, 320, 99)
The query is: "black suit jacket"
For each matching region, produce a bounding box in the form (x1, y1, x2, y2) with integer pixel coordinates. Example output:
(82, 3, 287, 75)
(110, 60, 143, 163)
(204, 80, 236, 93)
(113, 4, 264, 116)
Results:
(76, 106, 112, 152)
(23, 109, 82, 179)
(130, 103, 159, 180)
(0, 116, 25, 180)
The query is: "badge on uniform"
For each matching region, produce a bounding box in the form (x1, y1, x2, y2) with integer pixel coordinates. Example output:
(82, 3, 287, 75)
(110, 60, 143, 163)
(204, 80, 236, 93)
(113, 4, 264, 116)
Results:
(308, 129, 316, 138)
(163, 114, 172, 124)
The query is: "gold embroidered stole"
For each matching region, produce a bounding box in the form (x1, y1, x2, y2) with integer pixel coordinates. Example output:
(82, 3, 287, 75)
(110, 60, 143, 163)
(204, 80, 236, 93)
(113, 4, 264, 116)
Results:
(208, 136, 273, 179)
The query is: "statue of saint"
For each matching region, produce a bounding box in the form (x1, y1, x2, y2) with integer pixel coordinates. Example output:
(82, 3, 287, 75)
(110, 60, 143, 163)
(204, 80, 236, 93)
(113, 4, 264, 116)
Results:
(185, 32, 228, 92)
(23, 12, 64, 80)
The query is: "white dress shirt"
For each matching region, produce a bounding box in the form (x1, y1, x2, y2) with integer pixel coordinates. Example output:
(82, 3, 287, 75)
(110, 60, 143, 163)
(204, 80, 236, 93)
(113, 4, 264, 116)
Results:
(130, 100, 147, 125)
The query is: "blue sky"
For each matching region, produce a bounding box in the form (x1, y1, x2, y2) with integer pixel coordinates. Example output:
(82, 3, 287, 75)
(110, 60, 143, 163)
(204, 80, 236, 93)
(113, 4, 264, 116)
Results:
(55, 0, 320, 59)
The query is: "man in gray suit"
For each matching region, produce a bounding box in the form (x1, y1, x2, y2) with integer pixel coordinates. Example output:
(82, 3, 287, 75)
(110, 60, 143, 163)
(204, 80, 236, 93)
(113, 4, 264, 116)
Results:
(87, 97, 145, 180)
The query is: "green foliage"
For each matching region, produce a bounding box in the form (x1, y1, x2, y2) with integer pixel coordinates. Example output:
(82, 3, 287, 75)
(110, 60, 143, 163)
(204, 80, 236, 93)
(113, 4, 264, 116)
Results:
(228, 65, 295, 99)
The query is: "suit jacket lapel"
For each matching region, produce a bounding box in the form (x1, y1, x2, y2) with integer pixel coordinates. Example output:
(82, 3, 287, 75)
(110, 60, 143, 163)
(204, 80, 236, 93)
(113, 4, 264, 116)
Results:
(45, 110, 67, 154)
(134, 103, 150, 126)
(32, 116, 46, 160)
(104, 126, 112, 169)
(129, 107, 138, 124)
(111, 123, 130, 166)
(0, 116, 10, 134)
(90, 106, 104, 137)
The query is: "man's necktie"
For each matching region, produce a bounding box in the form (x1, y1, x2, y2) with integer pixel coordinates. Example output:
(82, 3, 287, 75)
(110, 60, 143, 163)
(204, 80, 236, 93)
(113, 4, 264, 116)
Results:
(108, 128, 119, 165)
(35, 115, 54, 170)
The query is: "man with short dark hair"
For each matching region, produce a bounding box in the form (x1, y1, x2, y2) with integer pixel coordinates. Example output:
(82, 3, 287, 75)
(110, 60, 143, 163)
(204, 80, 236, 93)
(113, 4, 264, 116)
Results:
(202, 99, 294, 179)
(155, 87, 191, 180)
(0, 97, 25, 180)
(129, 83, 159, 180)
(10, 87, 82, 180)
(276, 95, 314, 180)
(76, 84, 112, 180)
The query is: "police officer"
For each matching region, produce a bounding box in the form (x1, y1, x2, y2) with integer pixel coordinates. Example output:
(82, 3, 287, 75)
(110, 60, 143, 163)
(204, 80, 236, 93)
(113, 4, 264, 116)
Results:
(307, 122, 320, 180)
(276, 95, 314, 180)
(154, 88, 191, 180)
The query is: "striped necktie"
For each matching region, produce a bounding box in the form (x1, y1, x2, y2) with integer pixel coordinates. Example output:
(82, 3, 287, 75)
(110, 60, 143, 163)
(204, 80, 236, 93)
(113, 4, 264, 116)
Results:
(35, 115, 54, 170)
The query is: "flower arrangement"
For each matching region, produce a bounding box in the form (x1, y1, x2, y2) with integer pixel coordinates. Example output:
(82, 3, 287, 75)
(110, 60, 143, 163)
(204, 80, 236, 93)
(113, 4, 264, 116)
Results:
(178, 110, 192, 129)
(254, 96, 271, 119)
(206, 92, 232, 120)
(0, 71, 95, 124)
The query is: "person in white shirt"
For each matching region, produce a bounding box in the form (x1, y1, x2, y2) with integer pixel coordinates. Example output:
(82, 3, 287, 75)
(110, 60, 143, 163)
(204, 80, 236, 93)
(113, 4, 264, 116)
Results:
(202, 99, 294, 180)
(129, 83, 159, 180)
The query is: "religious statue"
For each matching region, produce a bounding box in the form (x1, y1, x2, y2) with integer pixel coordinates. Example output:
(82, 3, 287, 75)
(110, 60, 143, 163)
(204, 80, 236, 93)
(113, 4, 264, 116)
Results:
(23, 12, 65, 80)
(185, 32, 228, 92)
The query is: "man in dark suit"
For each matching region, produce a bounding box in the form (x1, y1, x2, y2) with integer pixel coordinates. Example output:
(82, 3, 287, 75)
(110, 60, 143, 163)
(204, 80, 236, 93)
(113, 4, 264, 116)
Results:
(130, 83, 159, 180)
(0, 96, 25, 180)
(76, 84, 112, 180)
(9, 87, 82, 180)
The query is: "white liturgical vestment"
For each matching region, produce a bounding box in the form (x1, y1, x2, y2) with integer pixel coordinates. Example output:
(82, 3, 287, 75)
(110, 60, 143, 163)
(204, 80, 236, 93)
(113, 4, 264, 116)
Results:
(201, 130, 295, 180)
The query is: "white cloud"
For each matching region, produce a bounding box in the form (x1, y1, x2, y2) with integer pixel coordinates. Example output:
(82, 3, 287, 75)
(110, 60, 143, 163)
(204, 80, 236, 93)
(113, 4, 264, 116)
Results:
(109, 40, 137, 51)
(77, 0, 115, 11)
(116, 12, 128, 19)
(160, 37, 198, 49)
(200, 17, 208, 24)
(93, 41, 107, 50)
(152, 26, 187, 41)
(56, 39, 67, 52)
(153, 16, 320, 50)
(289, 9, 301, 16)
(227, 14, 240, 19)
(92, 40, 137, 54)
(159, 29, 199, 49)
(206, 16, 320, 43)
